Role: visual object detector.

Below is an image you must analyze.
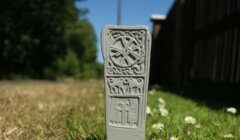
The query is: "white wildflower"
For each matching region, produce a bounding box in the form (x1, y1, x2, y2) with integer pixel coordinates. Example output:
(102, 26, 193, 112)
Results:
(146, 106, 153, 115)
(195, 123, 201, 128)
(152, 123, 164, 132)
(169, 136, 179, 140)
(159, 108, 169, 117)
(226, 107, 237, 114)
(184, 116, 196, 124)
(223, 133, 234, 138)
(187, 131, 191, 135)
(158, 97, 166, 108)
(149, 89, 156, 95)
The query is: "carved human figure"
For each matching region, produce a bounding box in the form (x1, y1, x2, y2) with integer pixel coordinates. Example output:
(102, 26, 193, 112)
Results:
(110, 99, 123, 124)
(127, 99, 138, 126)
(123, 78, 130, 95)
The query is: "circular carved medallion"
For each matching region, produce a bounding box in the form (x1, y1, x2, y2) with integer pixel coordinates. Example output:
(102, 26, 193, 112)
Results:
(110, 36, 143, 68)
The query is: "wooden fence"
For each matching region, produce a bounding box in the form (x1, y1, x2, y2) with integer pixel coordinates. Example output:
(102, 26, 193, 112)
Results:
(150, 0, 240, 88)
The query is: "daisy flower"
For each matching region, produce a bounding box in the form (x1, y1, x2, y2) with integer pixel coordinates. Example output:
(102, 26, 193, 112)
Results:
(223, 134, 234, 138)
(152, 123, 164, 132)
(158, 97, 166, 108)
(184, 116, 196, 124)
(169, 136, 179, 140)
(146, 106, 153, 115)
(226, 107, 237, 114)
(159, 108, 169, 117)
(149, 89, 156, 95)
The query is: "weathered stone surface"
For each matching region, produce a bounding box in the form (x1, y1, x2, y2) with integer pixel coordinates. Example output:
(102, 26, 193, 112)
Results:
(101, 25, 151, 140)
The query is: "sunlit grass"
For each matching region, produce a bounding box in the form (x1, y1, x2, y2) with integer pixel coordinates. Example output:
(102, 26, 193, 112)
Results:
(0, 80, 239, 139)
(0, 80, 105, 139)
(146, 90, 240, 139)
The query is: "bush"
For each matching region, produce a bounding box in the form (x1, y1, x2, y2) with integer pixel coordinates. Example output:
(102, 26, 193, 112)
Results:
(44, 50, 80, 80)
(80, 62, 103, 79)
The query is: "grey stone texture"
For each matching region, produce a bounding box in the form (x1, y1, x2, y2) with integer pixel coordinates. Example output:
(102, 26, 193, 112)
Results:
(101, 25, 151, 140)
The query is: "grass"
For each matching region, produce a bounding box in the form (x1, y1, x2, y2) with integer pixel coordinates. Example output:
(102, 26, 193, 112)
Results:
(0, 80, 239, 139)
(147, 90, 240, 139)
(0, 80, 105, 140)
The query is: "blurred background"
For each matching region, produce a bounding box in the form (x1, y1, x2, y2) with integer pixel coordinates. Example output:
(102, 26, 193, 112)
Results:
(0, 0, 240, 139)
(0, 0, 240, 99)
(0, 0, 174, 80)
(149, 0, 240, 104)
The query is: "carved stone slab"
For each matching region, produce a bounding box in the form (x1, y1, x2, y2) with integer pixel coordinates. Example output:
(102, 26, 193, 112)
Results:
(101, 25, 151, 140)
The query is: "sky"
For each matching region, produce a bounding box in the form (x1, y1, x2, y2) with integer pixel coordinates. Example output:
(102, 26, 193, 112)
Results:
(76, 0, 175, 63)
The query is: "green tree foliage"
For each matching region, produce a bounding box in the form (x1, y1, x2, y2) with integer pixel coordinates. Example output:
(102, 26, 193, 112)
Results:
(0, 0, 103, 79)
(44, 50, 80, 79)
(65, 19, 100, 79)
(66, 19, 97, 64)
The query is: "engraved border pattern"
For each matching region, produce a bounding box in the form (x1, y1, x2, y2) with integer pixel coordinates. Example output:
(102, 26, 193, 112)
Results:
(106, 29, 147, 75)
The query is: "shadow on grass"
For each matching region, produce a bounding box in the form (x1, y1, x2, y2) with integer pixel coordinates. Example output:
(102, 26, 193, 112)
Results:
(151, 84, 240, 112)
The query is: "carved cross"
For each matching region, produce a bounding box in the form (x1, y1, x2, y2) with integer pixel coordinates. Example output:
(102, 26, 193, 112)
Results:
(102, 25, 151, 140)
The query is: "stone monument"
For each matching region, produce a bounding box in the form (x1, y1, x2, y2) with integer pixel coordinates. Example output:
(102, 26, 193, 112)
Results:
(101, 25, 151, 140)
